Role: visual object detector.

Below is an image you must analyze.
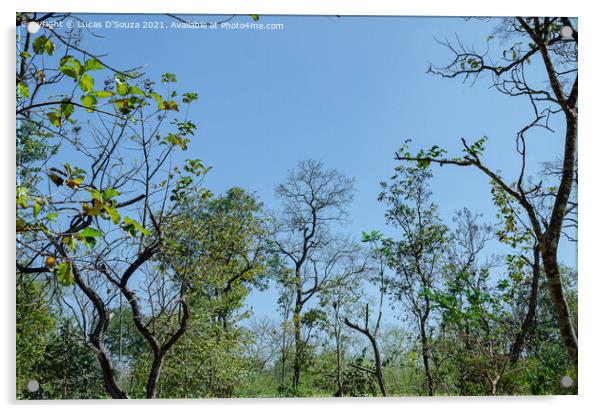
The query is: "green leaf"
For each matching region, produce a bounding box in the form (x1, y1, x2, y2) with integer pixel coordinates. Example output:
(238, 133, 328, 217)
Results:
(59, 101, 74, 118)
(47, 112, 62, 128)
(62, 235, 78, 252)
(150, 92, 165, 110)
(164, 133, 189, 150)
(86, 188, 102, 201)
(17, 82, 29, 98)
(105, 205, 121, 224)
(163, 100, 179, 111)
(16, 186, 29, 208)
(59, 56, 83, 79)
(249, 14, 260, 21)
(45, 213, 58, 222)
(78, 74, 94, 93)
(417, 158, 431, 168)
(33, 200, 41, 218)
(182, 92, 198, 103)
(79, 227, 102, 248)
(32, 35, 48, 54)
(83, 58, 103, 72)
(496, 279, 510, 290)
(81, 227, 101, 238)
(59, 65, 78, 80)
(44, 38, 55, 55)
(101, 188, 120, 200)
(122, 216, 149, 237)
(66, 178, 82, 189)
(161, 73, 177, 83)
(16, 218, 27, 233)
(129, 85, 145, 96)
(90, 90, 113, 98)
(80, 94, 97, 111)
(116, 82, 129, 96)
(55, 262, 74, 286)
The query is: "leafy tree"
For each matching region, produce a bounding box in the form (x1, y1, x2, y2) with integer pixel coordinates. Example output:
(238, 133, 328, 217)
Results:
(16, 12, 204, 398)
(377, 166, 448, 395)
(16, 274, 53, 398)
(430, 210, 515, 395)
(124, 188, 269, 398)
(395, 17, 578, 371)
(23, 321, 106, 399)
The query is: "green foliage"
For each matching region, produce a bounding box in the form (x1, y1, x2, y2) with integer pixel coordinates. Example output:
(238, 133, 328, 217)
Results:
(133, 315, 253, 398)
(378, 166, 448, 299)
(112, 188, 270, 398)
(59, 55, 83, 80)
(78, 74, 95, 93)
(341, 358, 380, 396)
(17, 81, 29, 98)
(32, 35, 55, 55)
(83, 58, 103, 72)
(55, 262, 74, 286)
(168, 159, 211, 201)
(182, 92, 198, 103)
(80, 94, 97, 110)
(161, 72, 177, 83)
(16, 274, 54, 398)
(21, 322, 106, 399)
(121, 216, 149, 237)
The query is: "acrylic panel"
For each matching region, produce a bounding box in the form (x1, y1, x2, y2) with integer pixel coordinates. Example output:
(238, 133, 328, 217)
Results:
(15, 13, 578, 399)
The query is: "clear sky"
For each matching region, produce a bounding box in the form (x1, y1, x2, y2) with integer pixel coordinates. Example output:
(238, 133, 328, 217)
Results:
(60, 14, 576, 321)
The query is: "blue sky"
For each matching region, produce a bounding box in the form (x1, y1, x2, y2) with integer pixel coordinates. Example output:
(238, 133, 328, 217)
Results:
(53, 14, 576, 321)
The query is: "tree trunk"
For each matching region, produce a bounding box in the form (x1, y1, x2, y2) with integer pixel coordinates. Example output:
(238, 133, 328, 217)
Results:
(369, 336, 388, 397)
(72, 263, 127, 399)
(523, 18, 578, 372)
(419, 317, 435, 396)
(538, 115, 579, 372)
(510, 244, 541, 364)
(146, 352, 164, 399)
(343, 316, 388, 397)
(281, 310, 288, 385)
(540, 244, 578, 370)
(334, 304, 343, 397)
(94, 344, 128, 399)
(292, 269, 303, 389)
(490, 374, 500, 396)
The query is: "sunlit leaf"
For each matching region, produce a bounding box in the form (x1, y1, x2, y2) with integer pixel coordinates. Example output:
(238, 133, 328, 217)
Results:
(79, 74, 94, 93)
(55, 262, 74, 286)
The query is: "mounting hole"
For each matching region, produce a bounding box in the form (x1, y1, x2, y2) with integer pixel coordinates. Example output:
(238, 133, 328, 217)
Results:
(26, 379, 40, 393)
(560, 375, 574, 388)
(26, 21, 41, 34)
(560, 25, 574, 40)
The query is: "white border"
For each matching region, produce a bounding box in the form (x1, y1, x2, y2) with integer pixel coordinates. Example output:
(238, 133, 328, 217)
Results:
(3, 1, 600, 412)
